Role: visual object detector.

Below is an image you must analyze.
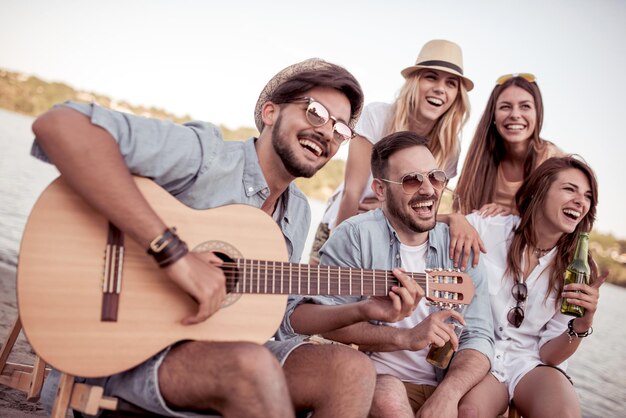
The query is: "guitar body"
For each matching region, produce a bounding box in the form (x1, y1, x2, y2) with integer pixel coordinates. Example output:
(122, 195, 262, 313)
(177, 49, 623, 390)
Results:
(17, 176, 289, 377)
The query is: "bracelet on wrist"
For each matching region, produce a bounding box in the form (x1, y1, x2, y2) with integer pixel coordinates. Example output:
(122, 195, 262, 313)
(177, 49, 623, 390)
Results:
(147, 227, 189, 268)
(566, 318, 593, 343)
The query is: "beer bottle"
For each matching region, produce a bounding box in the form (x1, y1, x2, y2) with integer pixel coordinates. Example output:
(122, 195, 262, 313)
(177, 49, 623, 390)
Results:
(426, 318, 463, 369)
(560, 232, 590, 317)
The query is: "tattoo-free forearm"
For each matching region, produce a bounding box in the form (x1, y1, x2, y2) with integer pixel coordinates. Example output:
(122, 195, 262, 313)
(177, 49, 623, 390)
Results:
(32, 108, 167, 247)
(539, 332, 582, 365)
(433, 349, 490, 400)
(290, 303, 370, 335)
(322, 322, 411, 352)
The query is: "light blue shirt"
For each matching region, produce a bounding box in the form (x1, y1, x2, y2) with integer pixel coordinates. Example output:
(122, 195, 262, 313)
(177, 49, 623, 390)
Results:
(277, 208, 494, 371)
(33, 101, 315, 415)
(31, 101, 310, 263)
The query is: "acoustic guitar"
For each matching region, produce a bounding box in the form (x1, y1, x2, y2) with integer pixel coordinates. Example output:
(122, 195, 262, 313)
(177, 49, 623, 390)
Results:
(17, 176, 474, 378)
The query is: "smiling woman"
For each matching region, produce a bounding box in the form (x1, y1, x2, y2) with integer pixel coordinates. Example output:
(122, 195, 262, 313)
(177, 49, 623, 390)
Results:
(453, 74, 564, 216)
(307, 39, 472, 264)
(458, 156, 601, 418)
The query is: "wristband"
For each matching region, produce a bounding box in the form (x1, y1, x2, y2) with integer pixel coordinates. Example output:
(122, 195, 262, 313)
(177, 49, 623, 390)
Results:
(566, 318, 593, 343)
(147, 227, 189, 268)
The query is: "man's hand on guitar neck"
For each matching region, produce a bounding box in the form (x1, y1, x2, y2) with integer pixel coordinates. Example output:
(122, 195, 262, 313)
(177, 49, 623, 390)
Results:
(164, 251, 227, 325)
(359, 268, 424, 323)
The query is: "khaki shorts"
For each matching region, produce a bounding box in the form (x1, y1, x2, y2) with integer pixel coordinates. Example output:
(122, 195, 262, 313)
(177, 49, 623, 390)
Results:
(403, 382, 437, 413)
(308, 222, 330, 263)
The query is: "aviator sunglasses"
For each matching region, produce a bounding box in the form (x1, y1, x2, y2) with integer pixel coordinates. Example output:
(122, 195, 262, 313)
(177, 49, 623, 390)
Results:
(288, 97, 354, 146)
(507, 280, 528, 328)
(496, 73, 537, 85)
(380, 170, 448, 194)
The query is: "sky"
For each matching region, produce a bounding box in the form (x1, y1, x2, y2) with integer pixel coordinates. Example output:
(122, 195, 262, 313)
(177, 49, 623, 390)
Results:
(1, 0, 625, 238)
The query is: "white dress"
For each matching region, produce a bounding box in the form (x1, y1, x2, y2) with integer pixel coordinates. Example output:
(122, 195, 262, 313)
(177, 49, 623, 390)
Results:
(467, 213, 570, 400)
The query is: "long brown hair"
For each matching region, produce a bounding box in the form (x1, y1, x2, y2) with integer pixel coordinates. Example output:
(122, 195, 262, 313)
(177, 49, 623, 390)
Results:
(386, 70, 470, 175)
(453, 76, 547, 213)
(505, 157, 599, 303)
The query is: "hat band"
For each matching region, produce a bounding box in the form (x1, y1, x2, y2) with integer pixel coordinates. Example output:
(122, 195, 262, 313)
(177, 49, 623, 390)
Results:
(416, 60, 463, 75)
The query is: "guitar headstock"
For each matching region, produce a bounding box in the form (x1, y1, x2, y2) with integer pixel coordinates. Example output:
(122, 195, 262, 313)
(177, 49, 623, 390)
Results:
(425, 268, 475, 308)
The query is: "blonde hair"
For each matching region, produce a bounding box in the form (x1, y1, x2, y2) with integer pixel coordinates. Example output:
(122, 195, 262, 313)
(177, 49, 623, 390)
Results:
(386, 70, 470, 173)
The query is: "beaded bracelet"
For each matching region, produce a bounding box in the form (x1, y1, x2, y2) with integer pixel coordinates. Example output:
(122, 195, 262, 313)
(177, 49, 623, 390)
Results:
(566, 318, 593, 343)
(146, 227, 189, 268)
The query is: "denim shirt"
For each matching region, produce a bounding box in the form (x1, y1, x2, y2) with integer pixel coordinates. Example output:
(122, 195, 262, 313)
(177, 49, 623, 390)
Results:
(276, 209, 494, 371)
(31, 101, 310, 263)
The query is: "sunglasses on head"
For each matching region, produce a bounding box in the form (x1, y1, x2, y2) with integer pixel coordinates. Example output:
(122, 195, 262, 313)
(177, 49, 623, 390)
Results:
(380, 170, 448, 194)
(288, 97, 353, 146)
(507, 280, 528, 328)
(496, 73, 537, 86)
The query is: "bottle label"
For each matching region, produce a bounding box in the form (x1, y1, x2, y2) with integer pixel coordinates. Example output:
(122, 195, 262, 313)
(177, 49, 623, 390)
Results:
(564, 269, 588, 285)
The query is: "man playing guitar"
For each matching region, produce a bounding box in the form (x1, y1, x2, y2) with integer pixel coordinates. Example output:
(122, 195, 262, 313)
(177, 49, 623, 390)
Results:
(30, 58, 379, 417)
(277, 132, 494, 418)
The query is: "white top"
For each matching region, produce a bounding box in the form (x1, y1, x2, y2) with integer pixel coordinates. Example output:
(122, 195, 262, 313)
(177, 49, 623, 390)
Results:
(467, 213, 570, 399)
(370, 241, 439, 385)
(322, 102, 459, 229)
(322, 102, 392, 228)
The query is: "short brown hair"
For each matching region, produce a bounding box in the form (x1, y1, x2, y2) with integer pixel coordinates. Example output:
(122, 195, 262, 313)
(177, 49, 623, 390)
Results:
(266, 66, 363, 128)
(371, 131, 429, 179)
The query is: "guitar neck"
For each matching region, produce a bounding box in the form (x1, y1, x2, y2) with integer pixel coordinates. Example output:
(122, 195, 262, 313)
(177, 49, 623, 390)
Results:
(226, 259, 426, 296)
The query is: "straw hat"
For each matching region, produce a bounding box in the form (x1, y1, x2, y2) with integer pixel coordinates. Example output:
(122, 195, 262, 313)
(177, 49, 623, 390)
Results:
(254, 58, 361, 132)
(401, 39, 474, 91)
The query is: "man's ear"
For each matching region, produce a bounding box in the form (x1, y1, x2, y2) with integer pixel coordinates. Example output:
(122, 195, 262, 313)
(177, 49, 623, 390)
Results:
(372, 178, 386, 202)
(261, 101, 278, 128)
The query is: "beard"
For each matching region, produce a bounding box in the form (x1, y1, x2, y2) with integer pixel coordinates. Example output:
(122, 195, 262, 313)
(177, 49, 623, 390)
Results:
(385, 187, 437, 233)
(271, 114, 328, 178)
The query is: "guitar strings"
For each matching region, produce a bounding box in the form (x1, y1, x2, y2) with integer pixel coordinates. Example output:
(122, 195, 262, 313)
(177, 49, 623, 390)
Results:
(216, 261, 461, 287)
(219, 270, 432, 285)
(217, 271, 464, 298)
(219, 274, 431, 286)
(216, 268, 462, 297)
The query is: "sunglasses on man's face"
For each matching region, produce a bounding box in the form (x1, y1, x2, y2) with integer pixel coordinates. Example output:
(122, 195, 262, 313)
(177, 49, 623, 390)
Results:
(496, 73, 537, 86)
(507, 281, 528, 328)
(288, 97, 353, 146)
(380, 170, 448, 194)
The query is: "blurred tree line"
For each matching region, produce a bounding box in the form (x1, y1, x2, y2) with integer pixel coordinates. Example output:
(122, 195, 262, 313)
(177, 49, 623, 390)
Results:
(0, 67, 347, 200)
(2, 67, 624, 286)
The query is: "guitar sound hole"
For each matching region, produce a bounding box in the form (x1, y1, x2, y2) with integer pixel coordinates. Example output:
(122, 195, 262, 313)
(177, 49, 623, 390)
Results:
(214, 251, 240, 293)
(191, 240, 244, 308)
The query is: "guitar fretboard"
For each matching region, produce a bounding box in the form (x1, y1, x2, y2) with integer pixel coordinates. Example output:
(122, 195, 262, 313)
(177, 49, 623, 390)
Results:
(224, 259, 430, 296)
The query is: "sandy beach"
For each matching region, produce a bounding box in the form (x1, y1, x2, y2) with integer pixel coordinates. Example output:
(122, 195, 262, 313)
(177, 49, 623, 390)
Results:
(0, 261, 47, 417)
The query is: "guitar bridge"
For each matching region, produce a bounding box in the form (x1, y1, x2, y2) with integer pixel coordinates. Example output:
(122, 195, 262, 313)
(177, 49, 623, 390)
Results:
(101, 222, 124, 322)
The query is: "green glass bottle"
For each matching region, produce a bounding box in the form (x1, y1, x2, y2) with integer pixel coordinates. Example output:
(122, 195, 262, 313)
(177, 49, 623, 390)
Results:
(560, 232, 590, 317)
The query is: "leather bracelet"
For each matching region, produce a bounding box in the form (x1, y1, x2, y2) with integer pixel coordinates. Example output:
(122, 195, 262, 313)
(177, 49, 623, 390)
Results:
(157, 241, 189, 268)
(148, 228, 178, 254)
(566, 318, 593, 343)
(146, 227, 189, 268)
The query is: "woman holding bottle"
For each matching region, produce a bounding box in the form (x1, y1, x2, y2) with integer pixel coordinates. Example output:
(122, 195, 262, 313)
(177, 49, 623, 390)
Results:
(457, 156, 604, 418)
(310, 39, 472, 264)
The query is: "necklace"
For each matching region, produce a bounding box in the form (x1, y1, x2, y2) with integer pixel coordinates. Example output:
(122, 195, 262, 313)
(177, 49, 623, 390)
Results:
(532, 246, 553, 258)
